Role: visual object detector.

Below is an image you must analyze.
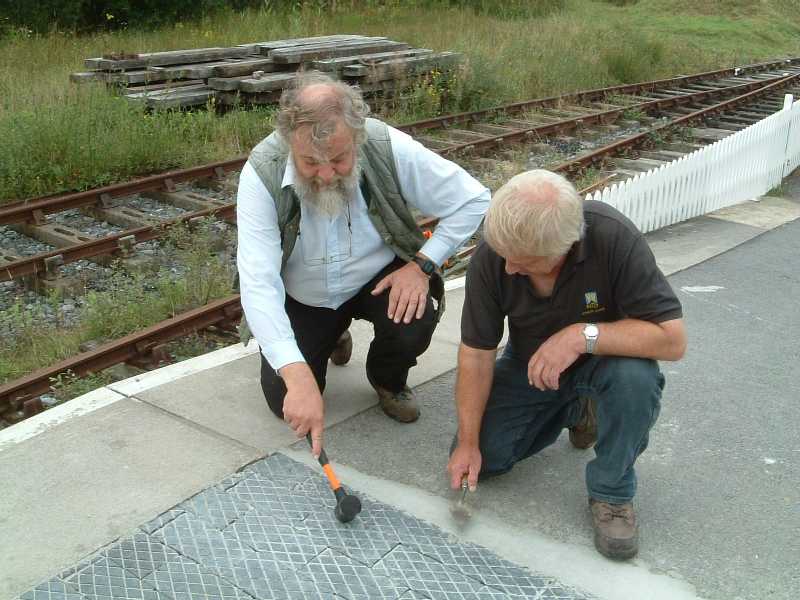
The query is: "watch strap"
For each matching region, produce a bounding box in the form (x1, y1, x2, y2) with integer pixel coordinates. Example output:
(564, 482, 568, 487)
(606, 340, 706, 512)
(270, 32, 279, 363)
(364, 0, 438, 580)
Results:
(583, 323, 599, 354)
(412, 255, 436, 276)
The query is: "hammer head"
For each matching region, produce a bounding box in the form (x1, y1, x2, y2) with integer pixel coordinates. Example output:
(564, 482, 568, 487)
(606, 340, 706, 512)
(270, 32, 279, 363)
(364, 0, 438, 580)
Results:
(334, 488, 362, 523)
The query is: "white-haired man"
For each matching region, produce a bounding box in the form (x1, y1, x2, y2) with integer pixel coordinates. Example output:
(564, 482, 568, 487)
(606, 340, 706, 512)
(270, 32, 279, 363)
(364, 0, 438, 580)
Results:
(237, 72, 489, 458)
(448, 169, 686, 560)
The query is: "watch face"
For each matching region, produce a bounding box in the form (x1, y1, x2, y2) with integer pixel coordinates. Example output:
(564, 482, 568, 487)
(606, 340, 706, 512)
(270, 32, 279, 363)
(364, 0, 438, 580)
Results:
(415, 257, 435, 274)
(585, 324, 599, 337)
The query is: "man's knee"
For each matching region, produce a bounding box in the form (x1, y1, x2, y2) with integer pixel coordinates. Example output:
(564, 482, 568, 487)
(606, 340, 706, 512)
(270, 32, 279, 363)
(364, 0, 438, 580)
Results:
(596, 357, 664, 418)
(383, 301, 438, 352)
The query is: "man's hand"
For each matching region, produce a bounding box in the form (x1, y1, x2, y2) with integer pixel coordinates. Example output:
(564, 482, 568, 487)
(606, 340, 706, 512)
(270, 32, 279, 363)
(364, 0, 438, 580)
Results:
(528, 323, 583, 391)
(279, 362, 324, 458)
(447, 442, 482, 492)
(371, 260, 430, 324)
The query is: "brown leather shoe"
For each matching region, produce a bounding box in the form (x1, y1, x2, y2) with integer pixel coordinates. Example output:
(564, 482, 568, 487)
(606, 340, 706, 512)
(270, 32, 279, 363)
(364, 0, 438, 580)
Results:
(569, 395, 597, 449)
(589, 499, 638, 560)
(329, 330, 353, 366)
(370, 382, 420, 423)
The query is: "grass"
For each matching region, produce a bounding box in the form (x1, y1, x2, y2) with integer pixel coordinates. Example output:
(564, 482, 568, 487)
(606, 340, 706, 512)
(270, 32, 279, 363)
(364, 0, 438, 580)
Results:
(1, 0, 799, 202)
(0, 220, 235, 385)
(2, 0, 800, 397)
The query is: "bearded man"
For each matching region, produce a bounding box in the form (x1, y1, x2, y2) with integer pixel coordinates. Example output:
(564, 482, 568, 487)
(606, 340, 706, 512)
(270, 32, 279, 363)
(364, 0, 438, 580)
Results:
(236, 72, 489, 457)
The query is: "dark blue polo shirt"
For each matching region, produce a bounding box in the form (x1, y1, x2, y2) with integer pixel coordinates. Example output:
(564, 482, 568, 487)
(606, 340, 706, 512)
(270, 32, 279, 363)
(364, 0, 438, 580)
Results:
(461, 200, 683, 361)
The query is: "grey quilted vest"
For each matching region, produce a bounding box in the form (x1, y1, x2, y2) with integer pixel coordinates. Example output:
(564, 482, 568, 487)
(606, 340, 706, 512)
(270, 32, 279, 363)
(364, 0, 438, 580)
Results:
(239, 118, 444, 346)
(248, 118, 429, 267)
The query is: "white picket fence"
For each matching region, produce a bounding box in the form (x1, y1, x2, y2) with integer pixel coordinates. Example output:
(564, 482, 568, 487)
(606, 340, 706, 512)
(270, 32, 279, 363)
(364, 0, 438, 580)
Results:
(587, 93, 800, 233)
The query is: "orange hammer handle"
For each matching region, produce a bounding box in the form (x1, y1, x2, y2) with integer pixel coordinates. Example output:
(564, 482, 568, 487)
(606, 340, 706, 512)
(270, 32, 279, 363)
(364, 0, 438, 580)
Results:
(307, 434, 342, 491)
(322, 464, 341, 491)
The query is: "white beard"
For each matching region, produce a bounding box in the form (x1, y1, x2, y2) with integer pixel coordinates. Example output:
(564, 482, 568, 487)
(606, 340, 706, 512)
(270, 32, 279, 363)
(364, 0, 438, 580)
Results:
(293, 160, 362, 218)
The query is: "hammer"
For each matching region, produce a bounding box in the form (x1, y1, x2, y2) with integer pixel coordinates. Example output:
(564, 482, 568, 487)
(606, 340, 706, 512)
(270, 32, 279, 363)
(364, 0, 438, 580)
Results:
(306, 434, 362, 523)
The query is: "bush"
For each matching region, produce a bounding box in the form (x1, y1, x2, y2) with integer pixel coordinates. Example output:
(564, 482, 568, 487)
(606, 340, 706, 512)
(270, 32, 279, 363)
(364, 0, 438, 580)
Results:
(0, 0, 261, 34)
(602, 31, 665, 83)
(412, 0, 566, 19)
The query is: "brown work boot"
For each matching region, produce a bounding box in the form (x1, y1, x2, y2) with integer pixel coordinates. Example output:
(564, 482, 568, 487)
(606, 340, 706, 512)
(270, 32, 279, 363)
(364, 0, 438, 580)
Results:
(569, 395, 597, 449)
(368, 378, 420, 423)
(589, 499, 639, 560)
(329, 331, 353, 366)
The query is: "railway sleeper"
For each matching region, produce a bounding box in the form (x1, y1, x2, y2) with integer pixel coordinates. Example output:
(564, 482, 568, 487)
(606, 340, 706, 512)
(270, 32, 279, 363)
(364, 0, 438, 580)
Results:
(143, 190, 228, 213)
(12, 222, 93, 250)
(661, 141, 705, 153)
(590, 102, 626, 111)
(614, 157, 670, 173)
(126, 342, 172, 370)
(84, 205, 161, 229)
(638, 150, 688, 162)
(706, 119, 748, 131)
(441, 128, 490, 143)
(467, 123, 519, 137)
(689, 127, 734, 142)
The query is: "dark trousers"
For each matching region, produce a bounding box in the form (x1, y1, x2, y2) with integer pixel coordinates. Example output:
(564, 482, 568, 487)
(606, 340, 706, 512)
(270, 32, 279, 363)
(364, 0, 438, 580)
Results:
(260, 258, 438, 418)
(478, 345, 664, 503)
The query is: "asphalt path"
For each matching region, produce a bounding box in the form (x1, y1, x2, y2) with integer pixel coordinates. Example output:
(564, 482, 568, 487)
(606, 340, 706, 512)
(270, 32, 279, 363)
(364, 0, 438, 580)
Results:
(317, 218, 800, 600)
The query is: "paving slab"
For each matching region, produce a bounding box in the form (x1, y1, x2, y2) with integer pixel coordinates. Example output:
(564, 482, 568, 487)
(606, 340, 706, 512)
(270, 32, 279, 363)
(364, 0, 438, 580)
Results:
(14, 454, 597, 600)
(5, 171, 800, 600)
(648, 194, 800, 276)
(314, 219, 800, 600)
(131, 288, 472, 454)
(0, 397, 261, 599)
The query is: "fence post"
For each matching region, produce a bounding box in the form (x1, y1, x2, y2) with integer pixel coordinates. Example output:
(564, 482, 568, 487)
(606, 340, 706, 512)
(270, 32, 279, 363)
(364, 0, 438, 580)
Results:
(782, 94, 795, 179)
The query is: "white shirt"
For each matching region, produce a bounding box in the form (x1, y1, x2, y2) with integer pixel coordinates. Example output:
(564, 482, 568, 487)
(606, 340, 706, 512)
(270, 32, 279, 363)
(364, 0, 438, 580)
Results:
(236, 124, 490, 371)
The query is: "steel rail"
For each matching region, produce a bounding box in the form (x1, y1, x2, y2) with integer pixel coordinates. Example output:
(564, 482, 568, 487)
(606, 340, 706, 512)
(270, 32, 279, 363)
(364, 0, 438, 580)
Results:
(436, 72, 796, 156)
(400, 57, 799, 132)
(1, 59, 797, 225)
(2, 204, 236, 281)
(2, 73, 796, 283)
(551, 72, 800, 174)
(4, 77, 799, 414)
(0, 296, 242, 412)
(0, 158, 246, 226)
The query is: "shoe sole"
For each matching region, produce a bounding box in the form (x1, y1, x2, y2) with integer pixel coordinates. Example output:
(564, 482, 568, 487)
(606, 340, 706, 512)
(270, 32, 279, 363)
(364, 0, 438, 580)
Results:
(380, 405, 420, 423)
(594, 532, 639, 560)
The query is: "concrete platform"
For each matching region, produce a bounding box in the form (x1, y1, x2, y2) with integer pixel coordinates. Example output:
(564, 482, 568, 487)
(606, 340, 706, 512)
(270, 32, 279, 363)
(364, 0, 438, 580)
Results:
(2, 187, 800, 600)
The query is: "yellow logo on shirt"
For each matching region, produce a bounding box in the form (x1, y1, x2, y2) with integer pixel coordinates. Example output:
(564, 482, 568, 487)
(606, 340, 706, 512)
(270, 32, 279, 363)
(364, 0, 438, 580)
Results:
(582, 291, 606, 316)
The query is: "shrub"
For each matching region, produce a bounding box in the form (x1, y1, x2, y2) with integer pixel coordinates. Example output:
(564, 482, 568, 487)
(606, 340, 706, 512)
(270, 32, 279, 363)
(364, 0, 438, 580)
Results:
(0, 0, 262, 34)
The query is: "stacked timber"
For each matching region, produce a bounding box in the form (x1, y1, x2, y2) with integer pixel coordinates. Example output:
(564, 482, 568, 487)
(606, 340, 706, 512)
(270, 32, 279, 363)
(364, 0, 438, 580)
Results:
(71, 35, 461, 109)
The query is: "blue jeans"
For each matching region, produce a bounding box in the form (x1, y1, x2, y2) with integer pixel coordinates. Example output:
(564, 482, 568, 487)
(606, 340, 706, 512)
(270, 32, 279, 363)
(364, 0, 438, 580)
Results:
(478, 345, 664, 503)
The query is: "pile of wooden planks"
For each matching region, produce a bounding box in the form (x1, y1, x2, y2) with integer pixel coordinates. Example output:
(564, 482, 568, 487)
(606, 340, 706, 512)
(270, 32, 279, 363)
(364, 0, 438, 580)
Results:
(71, 35, 462, 109)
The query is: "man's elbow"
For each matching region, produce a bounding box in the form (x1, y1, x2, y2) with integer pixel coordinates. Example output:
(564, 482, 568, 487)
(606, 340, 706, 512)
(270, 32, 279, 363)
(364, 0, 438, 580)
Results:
(660, 319, 687, 361)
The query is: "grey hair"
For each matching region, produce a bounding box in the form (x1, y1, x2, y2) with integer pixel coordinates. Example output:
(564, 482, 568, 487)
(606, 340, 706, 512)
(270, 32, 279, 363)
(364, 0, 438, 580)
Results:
(275, 70, 370, 150)
(483, 170, 585, 258)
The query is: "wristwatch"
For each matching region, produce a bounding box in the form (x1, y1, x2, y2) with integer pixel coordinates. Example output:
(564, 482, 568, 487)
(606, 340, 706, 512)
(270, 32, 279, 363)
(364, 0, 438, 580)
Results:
(412, 255, 436, 277)
(582, 323, 599, 354)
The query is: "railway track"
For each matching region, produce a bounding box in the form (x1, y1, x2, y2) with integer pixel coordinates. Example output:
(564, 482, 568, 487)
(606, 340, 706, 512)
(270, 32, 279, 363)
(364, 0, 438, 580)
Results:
(2, 58, 800, 425)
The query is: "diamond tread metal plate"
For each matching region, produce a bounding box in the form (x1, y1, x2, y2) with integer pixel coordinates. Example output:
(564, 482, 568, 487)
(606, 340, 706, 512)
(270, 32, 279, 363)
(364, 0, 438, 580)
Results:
(224, 473, 318, 523)
(372, 545, 507, 600)
(352, 500, 592, 599)
(225, 510, 325, 567)
(237, 452, 318, 485)
(20, 452, 594, 600)
(216, 554, 340, 600)
(63, 557, 167, 600)
(178, 485, 254, 530)
(153, 511, 333, 598)
(142, 548, 255, 600)
(154, 512, 262, 571)
(105, 533, 172, 579)
(17, 579, 84, 600)
(296, 548, 410, 599)
(139, 510, 186, 535)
